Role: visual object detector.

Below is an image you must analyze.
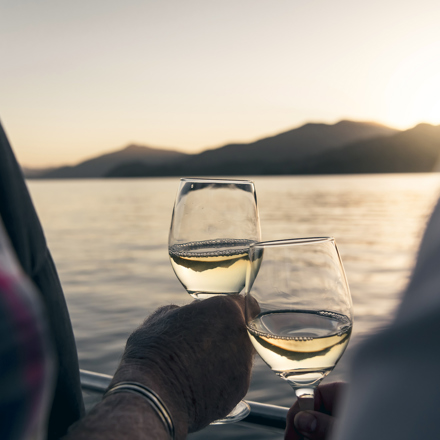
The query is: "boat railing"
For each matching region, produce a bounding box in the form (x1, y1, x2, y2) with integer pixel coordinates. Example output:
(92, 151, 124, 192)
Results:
(80, 369, 288, 431)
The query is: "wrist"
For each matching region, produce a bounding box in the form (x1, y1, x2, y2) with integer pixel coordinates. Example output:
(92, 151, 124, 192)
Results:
(66, 393, 170, 440)
(104, 382, 174, 439)
(111, 360, 191, 439)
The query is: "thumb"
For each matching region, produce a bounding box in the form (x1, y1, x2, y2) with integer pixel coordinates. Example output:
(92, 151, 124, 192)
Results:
(293, 410, 336, 440)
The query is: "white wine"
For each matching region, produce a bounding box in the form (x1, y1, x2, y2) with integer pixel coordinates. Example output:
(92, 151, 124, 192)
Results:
(169, 239, 255, 299)
(247, 310, 352, 387)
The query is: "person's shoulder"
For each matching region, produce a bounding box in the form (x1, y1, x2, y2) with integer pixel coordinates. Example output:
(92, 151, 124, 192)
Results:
(0, 218, 55, 440)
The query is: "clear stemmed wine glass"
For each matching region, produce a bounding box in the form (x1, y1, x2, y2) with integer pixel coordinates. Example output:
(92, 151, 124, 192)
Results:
(245, 238, 353, 411)
(168, 177, 261, 423)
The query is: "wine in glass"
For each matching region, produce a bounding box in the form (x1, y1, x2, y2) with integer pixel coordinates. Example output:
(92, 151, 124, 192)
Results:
(168, 177, 261, 422)
(245, 238, 353, 411)
(169, 178, 261, 299)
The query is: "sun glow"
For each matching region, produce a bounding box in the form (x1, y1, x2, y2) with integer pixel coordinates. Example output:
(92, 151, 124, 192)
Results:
(385, 42, 440, 128)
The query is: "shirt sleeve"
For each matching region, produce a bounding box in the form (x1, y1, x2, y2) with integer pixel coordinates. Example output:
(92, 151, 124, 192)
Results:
(0, 220, 54, 440)
(0, 119, 84, 438)
(334, 199, 440, 440)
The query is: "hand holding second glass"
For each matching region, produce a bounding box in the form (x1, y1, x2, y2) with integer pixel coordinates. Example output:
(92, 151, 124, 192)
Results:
(245, 238, 353, 411)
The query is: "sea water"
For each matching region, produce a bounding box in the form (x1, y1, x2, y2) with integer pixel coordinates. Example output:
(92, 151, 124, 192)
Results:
(28, 174, 440, 439)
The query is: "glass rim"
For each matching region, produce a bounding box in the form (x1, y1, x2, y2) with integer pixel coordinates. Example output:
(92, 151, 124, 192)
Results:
(250, 237, 335, 248)
(180, 177, 255, 185)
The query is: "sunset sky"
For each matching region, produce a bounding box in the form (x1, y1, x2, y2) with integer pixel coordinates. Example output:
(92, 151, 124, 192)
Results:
(1, 0, 440, 167)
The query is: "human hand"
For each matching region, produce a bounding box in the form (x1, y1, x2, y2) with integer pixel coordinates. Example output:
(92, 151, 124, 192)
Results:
(111, 295, 256, 436)
(285, 382, 346, 440)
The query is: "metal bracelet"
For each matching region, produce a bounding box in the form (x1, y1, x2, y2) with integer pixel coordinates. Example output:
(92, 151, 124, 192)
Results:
(104, 381, 175, 440)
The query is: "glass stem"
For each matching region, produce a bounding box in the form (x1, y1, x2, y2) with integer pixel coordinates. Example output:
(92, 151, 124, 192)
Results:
(294, 387, 315, 411)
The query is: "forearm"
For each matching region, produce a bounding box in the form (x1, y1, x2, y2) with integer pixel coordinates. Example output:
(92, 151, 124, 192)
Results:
(64, 363, 189, 440)
(64, 393, 174, 440)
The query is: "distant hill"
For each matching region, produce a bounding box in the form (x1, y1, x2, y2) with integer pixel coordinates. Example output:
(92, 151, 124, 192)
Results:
(185, 120, 398, 166)
(22, 166, 55, 178)
(296, 123, 440, 174)
(107, 120, 399, 177)
(37, 144, 189, 179)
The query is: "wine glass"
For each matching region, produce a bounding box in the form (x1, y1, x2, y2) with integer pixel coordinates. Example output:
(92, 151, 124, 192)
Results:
(168, 177, 261, 422)
(245, 238, 353, 411)
(169, 178, 261, 299)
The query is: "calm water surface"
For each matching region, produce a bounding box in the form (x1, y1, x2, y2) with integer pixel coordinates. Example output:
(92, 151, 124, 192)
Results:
(28, 174, 440, 439)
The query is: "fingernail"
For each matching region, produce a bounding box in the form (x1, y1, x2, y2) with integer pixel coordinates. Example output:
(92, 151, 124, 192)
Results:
(295, 411, 318, 433)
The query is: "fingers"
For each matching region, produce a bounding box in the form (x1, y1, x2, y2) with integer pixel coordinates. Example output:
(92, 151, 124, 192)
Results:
(195, 294, 248, 322)
(288, 382, 346, 415)
(315, 382, 346, 414)
(143, 304, 180, 325)
(221, 293, 247, 317)
(245, 293, 261, 321)
(151, 304, 180, 316)
(294, 411, 335, 440)
(285, 410, 336, 440)
(285, 408, 303, 440)
(285, 382, 346, 440)
(208, 292, 261, 324)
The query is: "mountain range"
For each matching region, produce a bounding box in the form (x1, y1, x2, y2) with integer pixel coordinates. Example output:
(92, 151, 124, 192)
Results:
(38, 144, 188, 179)
(25, 120, 440, 178)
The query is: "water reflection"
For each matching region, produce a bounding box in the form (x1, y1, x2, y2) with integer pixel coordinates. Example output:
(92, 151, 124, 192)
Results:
(28, 173, 440, 439)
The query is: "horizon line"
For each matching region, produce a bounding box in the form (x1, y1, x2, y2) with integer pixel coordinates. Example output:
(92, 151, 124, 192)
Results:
(20, 118, 434, 169)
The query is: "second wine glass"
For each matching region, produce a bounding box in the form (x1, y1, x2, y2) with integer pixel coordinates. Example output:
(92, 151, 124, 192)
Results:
(245, 238, 353, 411)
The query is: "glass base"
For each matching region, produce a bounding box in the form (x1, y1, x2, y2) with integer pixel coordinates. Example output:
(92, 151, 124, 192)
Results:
(210, 400, 251, 425)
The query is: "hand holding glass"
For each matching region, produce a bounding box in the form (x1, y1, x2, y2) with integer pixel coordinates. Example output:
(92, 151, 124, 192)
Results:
(245, 238, 353, 411)
(168, 178, 261, 423)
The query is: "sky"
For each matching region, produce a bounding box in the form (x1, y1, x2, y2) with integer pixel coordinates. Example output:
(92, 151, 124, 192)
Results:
(1, 0, 440, 167)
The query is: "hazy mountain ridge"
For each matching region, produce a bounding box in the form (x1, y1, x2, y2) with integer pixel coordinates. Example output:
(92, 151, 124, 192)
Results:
(188, 120, 398, 167)
(21, 166, 55, 178)
(297, 123, 440, 174)
(33, 144, 189, 179)
(106, 123, 440, 177)
(28, 120, 402, 178)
